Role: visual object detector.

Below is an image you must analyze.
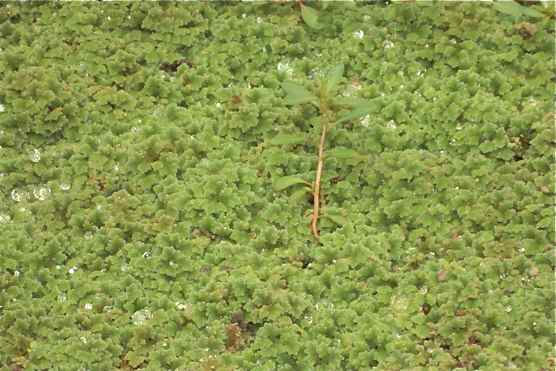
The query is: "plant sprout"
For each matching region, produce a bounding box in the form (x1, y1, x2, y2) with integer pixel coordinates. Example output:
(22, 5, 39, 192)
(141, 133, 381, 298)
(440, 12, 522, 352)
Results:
(277, 64, 373, 240)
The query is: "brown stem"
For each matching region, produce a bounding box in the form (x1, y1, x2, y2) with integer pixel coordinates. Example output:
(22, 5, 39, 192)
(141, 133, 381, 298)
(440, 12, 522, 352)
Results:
(311, 122, 327, 239)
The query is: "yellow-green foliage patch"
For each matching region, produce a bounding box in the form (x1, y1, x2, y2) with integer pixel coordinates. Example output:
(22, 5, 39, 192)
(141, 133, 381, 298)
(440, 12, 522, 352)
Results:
(0, 2, 554, 370)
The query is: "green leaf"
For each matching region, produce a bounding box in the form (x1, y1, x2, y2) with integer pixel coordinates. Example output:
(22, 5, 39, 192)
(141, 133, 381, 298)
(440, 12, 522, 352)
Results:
(326, 64, 344, 93)
(269, 133, 306, 146)
(301, 5, 321, 29)
(282, 82, 317, 106)
(274, 176, 311, 191)
(323, 209, 348, 226)
(126, 351, 146, 368)
(327, 147, 368, 161)
(334, 96, 369, 108)
(291, 187, 312, 202)
(492, 1, 523, 17)
(336, 104, 374, 124)
(492, 1, 543, 18)
(520, 5, 545, 18)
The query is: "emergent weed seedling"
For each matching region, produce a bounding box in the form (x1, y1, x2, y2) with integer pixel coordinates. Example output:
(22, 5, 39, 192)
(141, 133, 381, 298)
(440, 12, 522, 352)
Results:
(277, 64, 372, 239)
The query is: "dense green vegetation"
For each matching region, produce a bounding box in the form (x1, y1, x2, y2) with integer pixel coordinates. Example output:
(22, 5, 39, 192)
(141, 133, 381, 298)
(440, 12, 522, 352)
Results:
(0, 2, 554, 370)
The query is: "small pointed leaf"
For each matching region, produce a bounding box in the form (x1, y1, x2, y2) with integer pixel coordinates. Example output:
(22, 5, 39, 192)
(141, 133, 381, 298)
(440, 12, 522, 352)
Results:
(492, 1, 542, 18)
(301, 5, 321, 29)
(269, 133, 306, 146)
(334, 96, 369, 108)
(520, 6, 545, 18)
(326, 64, 345, 93)
(492, 1, 524, 17)
(291, 187, 312, 202)
(282, 82, 317, 105)
(327, 147, 368, 161)
(336, 104, 374, 124)
(323, 210, 348, 226)
(274, 176, 311, 191)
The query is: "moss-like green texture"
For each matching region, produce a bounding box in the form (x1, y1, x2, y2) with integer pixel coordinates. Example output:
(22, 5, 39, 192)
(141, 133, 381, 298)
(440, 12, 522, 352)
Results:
(0, 2, 554, 370)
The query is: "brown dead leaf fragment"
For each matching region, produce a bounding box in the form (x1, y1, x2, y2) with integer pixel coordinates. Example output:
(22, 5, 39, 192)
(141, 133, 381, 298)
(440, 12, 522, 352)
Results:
(160, 58, 192, 73)
(468, 335, 480, 346)
(517, 22, 537, 38)
(225, 323, 242, 351)
(437, 270, 448, 282)
(231, 311, 247, 330)
(231, 95, 242, 105)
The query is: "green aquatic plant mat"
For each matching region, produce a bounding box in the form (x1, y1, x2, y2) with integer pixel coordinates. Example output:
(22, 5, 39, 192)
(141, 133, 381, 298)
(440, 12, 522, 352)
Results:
(0, 1, 554, 370)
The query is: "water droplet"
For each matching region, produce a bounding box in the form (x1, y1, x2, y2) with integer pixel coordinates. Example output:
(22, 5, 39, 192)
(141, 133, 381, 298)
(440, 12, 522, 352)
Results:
(11, 189, 24, 202)
(277, 62, 293, 76)
(383, 40, 394, 49)
(353, 30, 364, 39)
(132, 309, 153, 325)
(84, 303, 93, 310)
(60, 182, 71, 191)
(69, 266, 77, 274)
(30, 148, 41, 163)
(142, 251, 151, 258)
(33, 186, 51, 201)
(176, 302, 189, 310)
(386, 120, 397, 129)
(0, 214, 11, 223)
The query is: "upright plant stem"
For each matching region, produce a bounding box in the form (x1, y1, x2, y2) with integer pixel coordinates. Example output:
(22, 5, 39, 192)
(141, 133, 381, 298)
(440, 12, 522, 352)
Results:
(311, 122, 327, 239)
